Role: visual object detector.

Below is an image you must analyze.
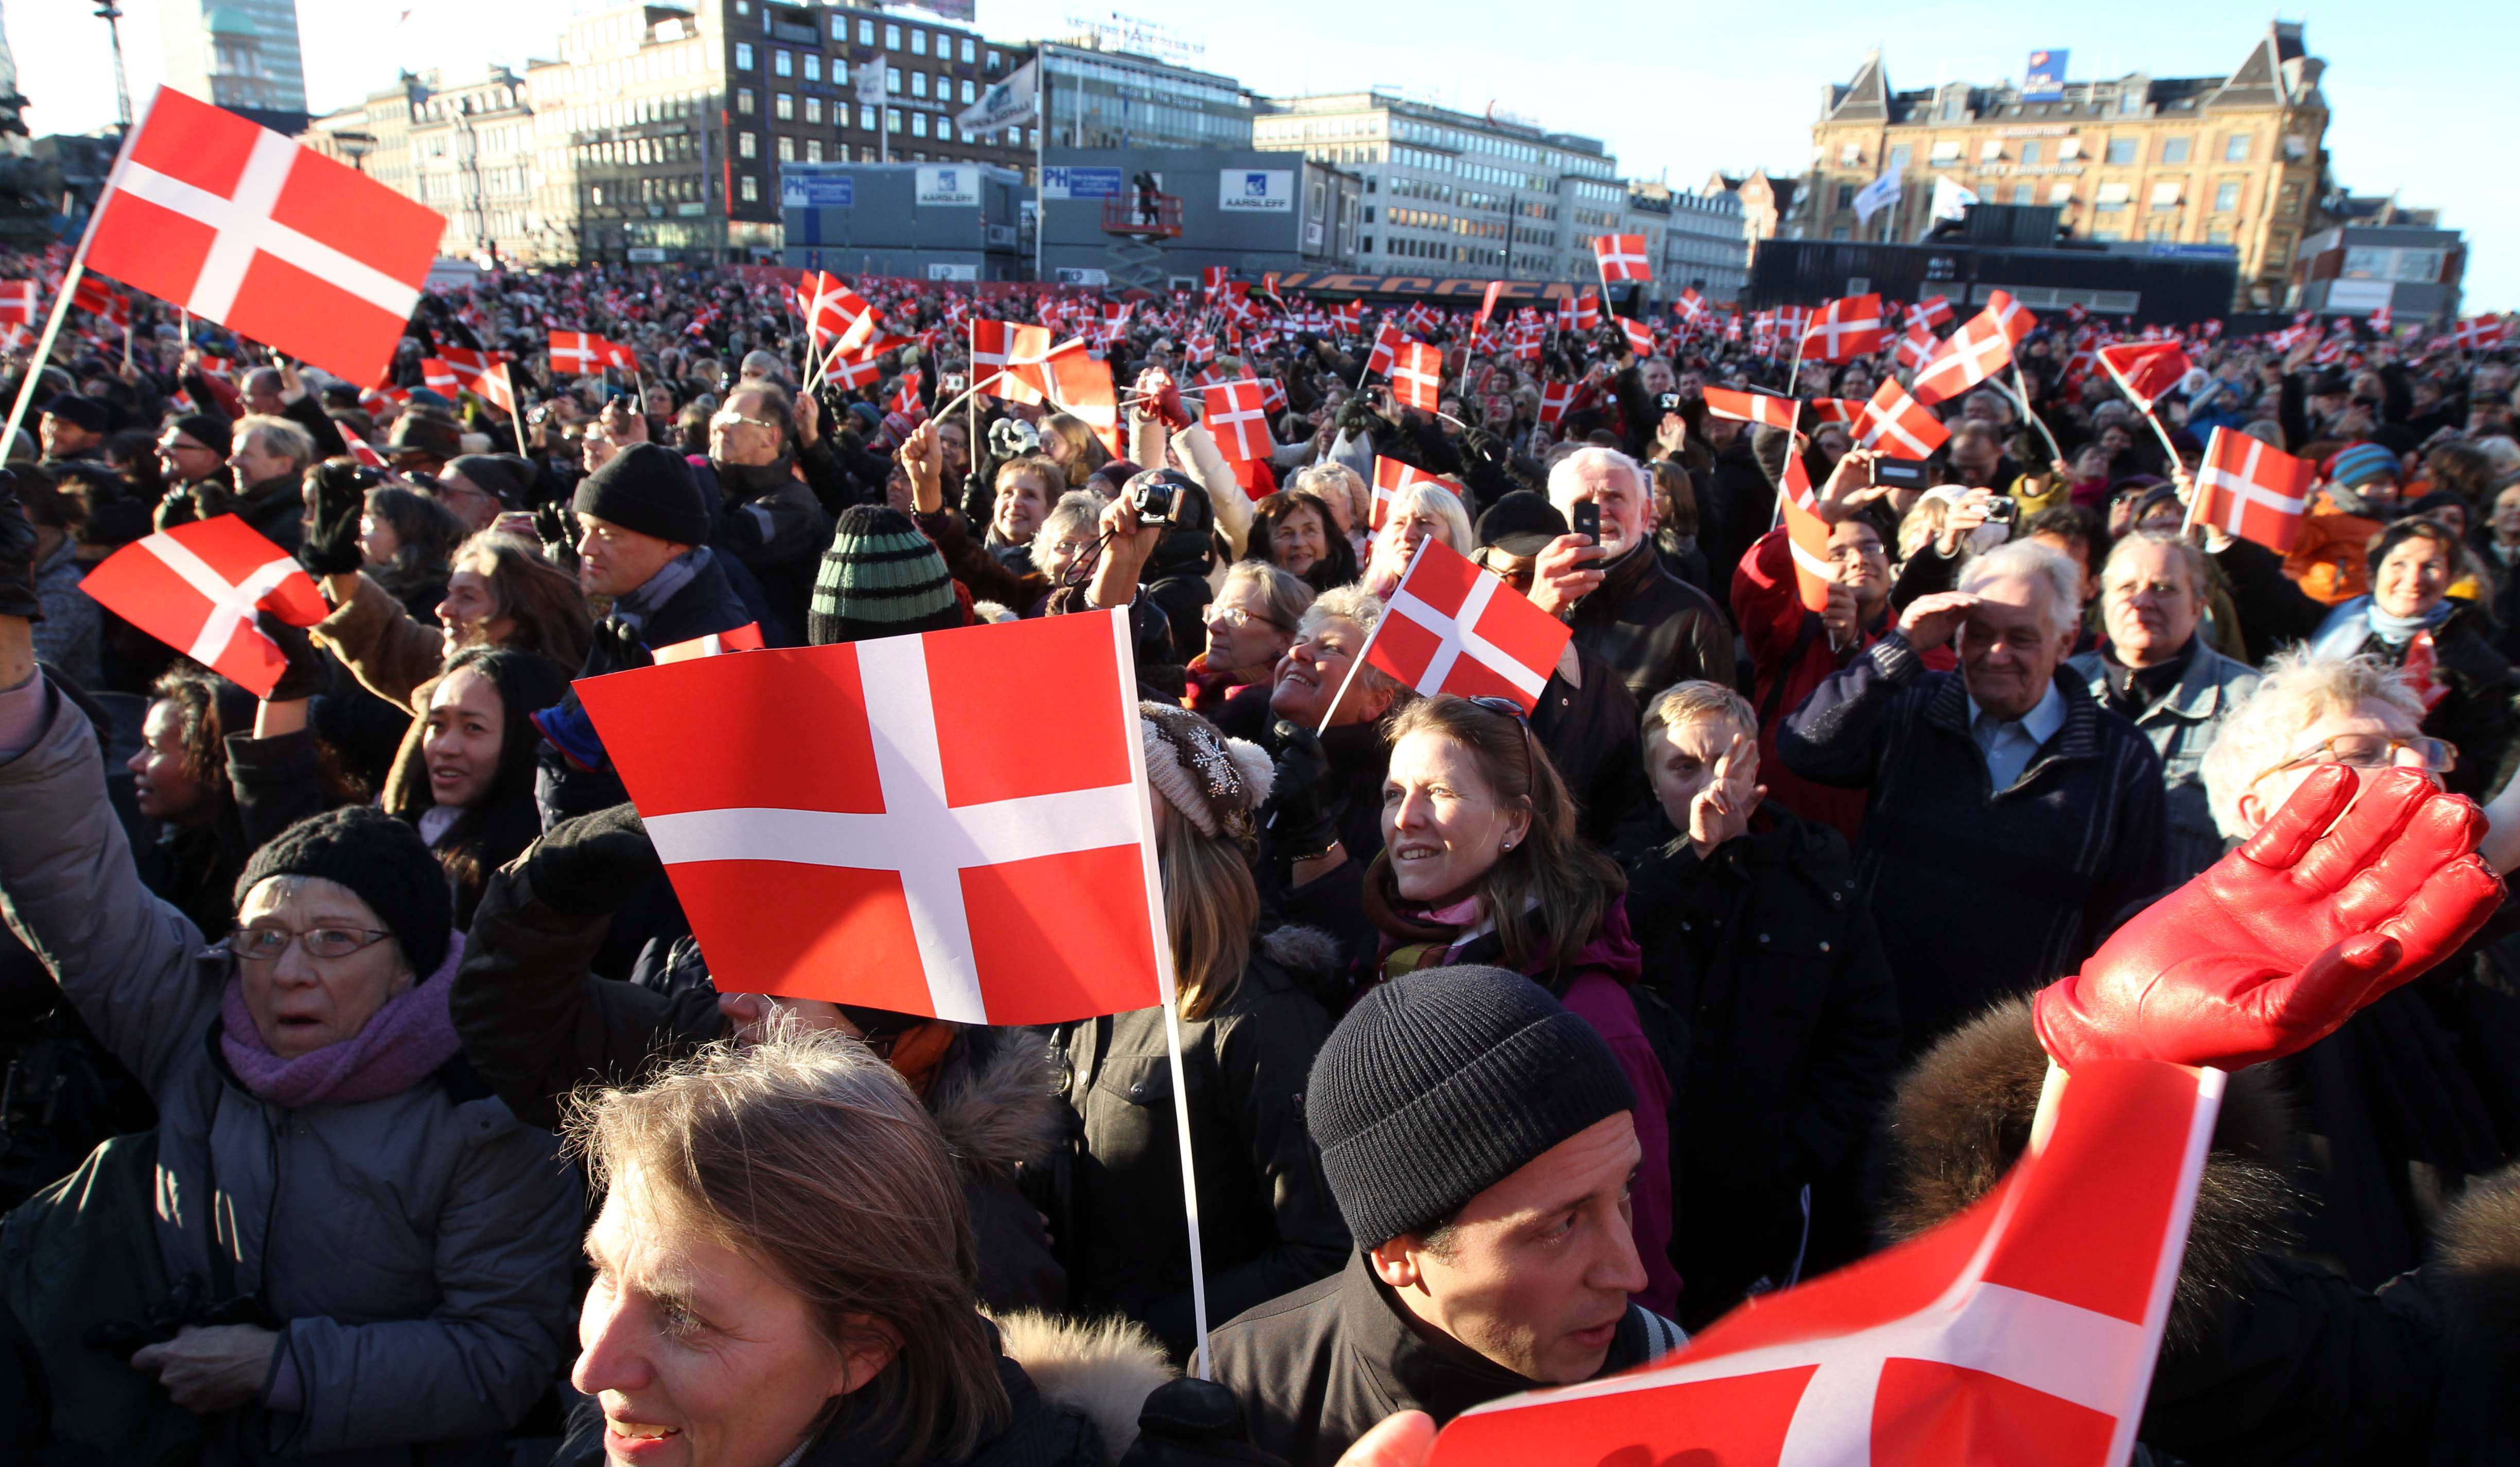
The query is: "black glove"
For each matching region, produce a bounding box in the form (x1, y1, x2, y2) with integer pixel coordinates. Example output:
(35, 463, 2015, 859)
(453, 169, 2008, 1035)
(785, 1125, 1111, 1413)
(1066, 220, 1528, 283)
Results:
(257, 610, 327, 702)
(299, 460, 368, 575)
(522, 801, 659, 916)
(1336, 394, 1381, 437)
(0, 473, 42, 622)
(533, 501, 580, 572)
(1264, 719, 1339, 859)
(1461, 426, 1507, 466)
(1116, 1378, 1289, 1467)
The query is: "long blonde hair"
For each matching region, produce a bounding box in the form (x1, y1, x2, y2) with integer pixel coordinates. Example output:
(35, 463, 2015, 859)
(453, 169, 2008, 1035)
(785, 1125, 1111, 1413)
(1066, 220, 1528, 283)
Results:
(1154, 798, 1257, 1020)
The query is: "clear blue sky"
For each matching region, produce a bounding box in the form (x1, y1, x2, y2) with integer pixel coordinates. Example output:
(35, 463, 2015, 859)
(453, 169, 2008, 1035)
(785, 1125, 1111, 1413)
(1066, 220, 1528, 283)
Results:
(7, 0, 2511, 307)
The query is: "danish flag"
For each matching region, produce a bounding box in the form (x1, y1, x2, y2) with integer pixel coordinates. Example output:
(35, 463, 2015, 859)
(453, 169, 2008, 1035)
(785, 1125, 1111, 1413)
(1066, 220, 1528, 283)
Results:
(83, 88, 443, 385)
(1905, 295, 1955, 331)
(2370, 305, 2393, 334)
(1428, 1058, 2220, 1467)
(2193, 427, 2314, 553)
(890, 368, 927, 424)
(1854, 377, 1952, 458)
(77, 515, 330, 698)
(1538, 379, 1578, 428)
(1702, 388, 1800, 431)
(1371, 456, 1461, 533)
(1390, 341, 1445, 412)
(654, 622, 765, 665)
(1910, 291, 2035, 406)
(0, 280, 37, 325)
(803, 274, 881, 357)
(1575, 291, 1603, 333)
(1613, 316, 1656, 359)
(1802, 294, 1887, 364)
(1806, 399, 1861, 425)
(2097, 341, 2192, 414)
(576, 610, 1171, 1026)
(1201, 265, 1229, 295)
(2451, 316, 2509, 352)
(1778, 462, 1837, 615)
(73, 276, 129, 328)
(347, 438, 388, 470)
(548, 330, 626, 376)
(1674, 288, 1709, 324)
(1592, 234, 1652, 284)
(970, 320, 1059, 406)
(1203, 378, 1275, 467)
(1364, 321, 1405, 379)
(822, 345, 887, 392)
(1361, 537, 1572, 712)
(1044, 351, 1123, 456)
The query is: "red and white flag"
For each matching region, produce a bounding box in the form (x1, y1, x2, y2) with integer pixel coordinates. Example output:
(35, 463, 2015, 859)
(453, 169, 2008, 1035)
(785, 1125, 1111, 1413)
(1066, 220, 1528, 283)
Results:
(1390, 341, 1445, 412)
(77, 515, 330, 697)
(1854, 377, 1952, 458)
(576, 610, 1170, 1025)
(1537, 380, 1577, 428)
(1910, 291, 2035, 406)
(73, 276, 129, 329)
(970, 320, 1059, 405)
(1044, 351, 1123, 457)
(2193, 427, 2314, 553)
(1906, 295, 1955, 331)
(1203, 379, 1275, 467)
(2451, 316, 2509, 352)
(0, 280, 37, 325)
(1427, 1059, 2223, 1467)
(84, 88, 442, 385)
(1363, 537, 1572, 712)
(654, 623, 766, 665)
(417, 357, 458, 395)
(1201, 265, 1229, 296)
(1802, 293, 1886, 363)
(1702, 388, 1800, 431)
(1592, 234, 1652, 284)
(1894, 322, 1937, 371)
(1779, 464, 1837, 614)
(1365, 321, 1405, 378)
(2097, 341, 2192, 414)
(1472, 280, 1506, 336)
(548, 330, 625, 376)
(2370, 304, 2393, 334)
(890, 368, 927, 425)
(346, 437, 388, 470)
(1614, 316, 1655, 359)
(1575, 291, 1603, 333)
(1371, 456, 1461, 533)
(1674, 288, 1709, 324)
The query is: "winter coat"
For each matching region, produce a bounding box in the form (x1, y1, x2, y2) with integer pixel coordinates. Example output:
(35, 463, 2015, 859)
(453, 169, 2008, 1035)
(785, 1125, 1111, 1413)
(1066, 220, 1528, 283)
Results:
(448, 857, 1070, 1312)
(231, 472, 308, 558)
(1701, 433, 1776, 595)
(310, 570, 447, 713)
(1565, 537, 1736, 704)
(1207, 1251, 1687, 1467)
(0, 686, 579, 1461)
(2067, 642, 2262, 881)
(692, 456, 828, 641)
(1527, 641, 1648, 845)
(1042, 934, 1350, 1359)
(1777, 636, 2168, 1048)
(1615, 803, 1901, 1329)
(30, 542, 99, 688)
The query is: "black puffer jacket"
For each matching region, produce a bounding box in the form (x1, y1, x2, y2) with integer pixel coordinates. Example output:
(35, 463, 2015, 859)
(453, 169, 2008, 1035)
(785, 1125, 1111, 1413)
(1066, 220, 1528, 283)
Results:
(1565, 537, 1736, 703)
(1616, 801, 1901, 1329)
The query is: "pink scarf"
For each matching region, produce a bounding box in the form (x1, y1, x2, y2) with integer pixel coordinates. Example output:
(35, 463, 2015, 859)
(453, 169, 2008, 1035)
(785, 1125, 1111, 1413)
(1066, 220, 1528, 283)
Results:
(219, 934, 466, 1108)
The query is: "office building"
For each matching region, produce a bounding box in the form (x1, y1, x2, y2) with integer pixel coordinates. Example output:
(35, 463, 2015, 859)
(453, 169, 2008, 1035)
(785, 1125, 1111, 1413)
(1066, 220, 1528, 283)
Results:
(1035, 35, 1257, 150)
(1804, 23, 2330, 308)
(161, 0, 307, 121)
(1630, 182, 1749, 302)
(2294, 221, 2465, 326)
(1704, 169, 1797, 263)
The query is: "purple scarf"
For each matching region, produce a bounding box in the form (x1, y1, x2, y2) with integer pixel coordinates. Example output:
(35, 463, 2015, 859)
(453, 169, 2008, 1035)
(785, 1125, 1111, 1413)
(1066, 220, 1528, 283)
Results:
(219, 934, 466, 1108)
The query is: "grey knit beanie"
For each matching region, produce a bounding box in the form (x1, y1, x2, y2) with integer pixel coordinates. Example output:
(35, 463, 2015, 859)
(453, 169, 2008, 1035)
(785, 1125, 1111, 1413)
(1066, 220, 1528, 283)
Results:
(809, 504, 964, 645)
(1305, 965, 1636, 1248)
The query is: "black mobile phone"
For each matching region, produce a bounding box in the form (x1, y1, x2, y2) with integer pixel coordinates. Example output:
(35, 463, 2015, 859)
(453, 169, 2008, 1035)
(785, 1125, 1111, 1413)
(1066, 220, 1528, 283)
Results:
(1871, 457, 1929, 490)
(1571, 501, 1601, 545)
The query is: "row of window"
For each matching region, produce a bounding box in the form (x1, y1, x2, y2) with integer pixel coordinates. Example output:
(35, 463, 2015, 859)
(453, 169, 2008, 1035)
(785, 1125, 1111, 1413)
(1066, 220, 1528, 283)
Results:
(732, 113, 1034, 158)
(1851, 132, 2255, 172)
(730, 24, 996, 73)
(1831, 176, 2255, 215)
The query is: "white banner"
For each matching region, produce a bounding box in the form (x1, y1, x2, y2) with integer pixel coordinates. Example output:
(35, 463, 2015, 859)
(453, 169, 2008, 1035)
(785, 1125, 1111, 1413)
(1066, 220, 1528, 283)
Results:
(917, 165, 978, 207)
(1219, 168, 1294, 213)
(956, 60, 1037, 134)
(1853, 171, 1902, 224)
(927, 262, 978, 281)
(857, 55, 890, 107)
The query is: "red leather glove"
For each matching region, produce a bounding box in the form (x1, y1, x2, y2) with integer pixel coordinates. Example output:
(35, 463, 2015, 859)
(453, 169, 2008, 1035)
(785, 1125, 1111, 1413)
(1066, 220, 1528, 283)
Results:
(1139, 369, 1192, 431)
(2034, 765, 2504, 1071)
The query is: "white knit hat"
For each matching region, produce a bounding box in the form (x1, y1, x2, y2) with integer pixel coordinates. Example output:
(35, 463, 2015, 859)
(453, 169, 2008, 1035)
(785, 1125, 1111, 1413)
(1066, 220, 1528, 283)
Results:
(1139, 702, 1273, 842)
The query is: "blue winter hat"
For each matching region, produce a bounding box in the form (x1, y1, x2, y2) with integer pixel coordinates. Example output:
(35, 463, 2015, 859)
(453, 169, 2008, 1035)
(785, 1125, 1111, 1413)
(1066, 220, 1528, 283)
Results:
(2327, 441, 2399, 491)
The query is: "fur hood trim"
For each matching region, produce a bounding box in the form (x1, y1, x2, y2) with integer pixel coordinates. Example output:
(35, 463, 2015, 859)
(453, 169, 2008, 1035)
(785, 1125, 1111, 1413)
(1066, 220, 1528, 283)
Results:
(1260, 923, 1342, 979)
(1880, 997, 2298, 1353)
(932, 1031, 1064, 1180)
(989, 1311, 1176, 1466)
(2435, 1162, 2520, 1417)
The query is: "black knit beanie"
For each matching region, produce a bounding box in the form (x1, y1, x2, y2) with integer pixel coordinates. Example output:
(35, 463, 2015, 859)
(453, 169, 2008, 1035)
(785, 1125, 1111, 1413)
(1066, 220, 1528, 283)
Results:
(809, 504, 964, 645)
(234, 806, 453, 979)
(572, 441, 710, 547)
(1306, 965, 1635, 1248)
(171, 412, 232, 458)
(446, 452, 533, 509)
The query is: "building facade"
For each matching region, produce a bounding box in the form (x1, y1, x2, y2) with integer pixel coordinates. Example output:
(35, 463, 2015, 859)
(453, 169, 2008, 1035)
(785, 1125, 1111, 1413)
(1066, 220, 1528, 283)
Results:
(1253, 92, 1658, 291)
(1631, 182, 1749, 302)
(1801, 23, 2329, 308)
(160, 0, 307, 119)
(1036, 37, 1256, 151)
(2294, 222, 2464, 325)
(1705, 169, 1797, 261)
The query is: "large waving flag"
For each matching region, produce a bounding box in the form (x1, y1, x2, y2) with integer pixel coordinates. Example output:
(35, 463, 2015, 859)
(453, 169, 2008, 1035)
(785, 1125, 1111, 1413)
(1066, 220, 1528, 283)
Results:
(77, 516, 330, 697)
(2192, 427, 2314, 553)
(1361, 537, 1571, 712)
(83, 87, 444, 385)
(1910, 291, 2035, 406)
(576, 611, 1168, 1025)
(1428, 1058, 2224, 1467)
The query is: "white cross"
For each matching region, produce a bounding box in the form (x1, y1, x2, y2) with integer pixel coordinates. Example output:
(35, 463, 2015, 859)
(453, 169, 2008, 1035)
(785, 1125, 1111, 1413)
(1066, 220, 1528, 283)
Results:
(639, 631, 1145, 1024)
(1595, 235, 1649, 281)
(2198, 433, 2307, 536)
(1805, 303, 1883, 359)
(1387, 545, 1550, 703)
(1390, 346, 1442, 409)
(138, 531, 303, 670)
(1206, 382, 1272, 460)
(1858, 385, 1943, 457)
(113, 128, 421, 327)
(550, 333, 599, 374)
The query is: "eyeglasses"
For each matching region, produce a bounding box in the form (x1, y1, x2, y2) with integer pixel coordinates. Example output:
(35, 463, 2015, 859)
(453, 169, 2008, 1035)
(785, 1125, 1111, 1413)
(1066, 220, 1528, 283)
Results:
(2251, 732, 2456, 788)
(1464, 694, 1539, 792)
(711, 409, 779, 433)
(1209, 605, 1293, 633)
(226, 925, 396, 963)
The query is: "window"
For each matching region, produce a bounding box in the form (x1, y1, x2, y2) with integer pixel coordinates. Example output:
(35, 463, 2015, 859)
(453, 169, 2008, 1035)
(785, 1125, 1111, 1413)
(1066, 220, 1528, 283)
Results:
(1928, 140, 1961, 163)
(884, 24, 900, 48)
(911, 71, 927, 97)
(2020, 141, 2041, 165)
(1359, 235, 1373, 253)
(2161, 136, 2189, 163)
(804, 97, 821, 124)
(774, 93, 793, 119)
(803, 55, 819, 81)
(737, 87, 756, 115)
(911, 29, 926, 55)
(831, 17, 845, 40)
(2214, 181, 2239, 212)
(859, 19, 874, 45)
(2095, 181, 2131, 212)
(2265, 233, 2291, 266)
(987, 48, 1001, 69)
(860, 104, 876, 130)
(1838, 141, 1861, 165)
(2224, 133, 2249, 162)
(1835, 183, 1855, 209)
(2207, 222, 2232, 244)
(1979, 139, 2002, 162)
(808, 139, 823, 162)
(2145, 216, 2177, 240)
(741, 174, 759, 202)
(887, 108, 901, 133)
(1887, 143, 1911, 170)
(774, 48, 792, 77)
(2050, 182, 2075, 204)
(2119, 92, 2141, 114)
(2105, 138, 2136, 165)
(960, 38, 975, 63)
(735, 42, 754, 70)
(887, 67, 901, 92)
(777, 134, 795, 161)
(834, 58, 850, 84)
(2059, 137, 2082, 160)
(2149, 182, 2180, 211)
(738, 131, 757, 159)
(2012, 184, 2034, 204)
(961, 79, 976, 103)
(912, 112, 927, 137)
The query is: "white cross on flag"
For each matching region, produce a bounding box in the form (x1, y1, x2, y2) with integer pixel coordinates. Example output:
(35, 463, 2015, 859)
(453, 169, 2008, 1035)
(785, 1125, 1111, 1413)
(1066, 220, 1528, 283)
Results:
(83, 88, 444, 386)
(2097, 341, 2192, 414)
(1906, 295, 1955, 331)
(1702, 388, 1801, 431)
(1592, 233, 1652, 284)
(970, 320, 1059, 406)
(1203, 379, 1275, 465)
(2193, 426, 2314, 553)
(1537, 380, 1577, 427)
(1910, 291, 2036, 406)
(2451, 316, 2509, 351)
(1778, 459, 1837, 614)
(1362, 537, 1572, 712)
(0, 280, 37, 325)
(77, 515, 330, 698)
(575, 610, 1170, 1025)
(418, 357, 458, 395)
(1675, 287, 1709, 324)
(1390, 341, 1445, 412)
(1855, 377, 1951, 458)
(1614, 316, 1655, 359)
(1575, 291, 1602, 333)
(548, 330, 628, 376)
(1371, 456, 1462, 533)
(1802, 294, 1887, 364)
(1889, 322, 1938, 371)
(1426, 1057, 2222, 1467)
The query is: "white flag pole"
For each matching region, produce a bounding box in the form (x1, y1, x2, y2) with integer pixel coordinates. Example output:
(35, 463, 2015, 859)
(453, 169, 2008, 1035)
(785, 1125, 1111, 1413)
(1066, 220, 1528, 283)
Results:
(3, 91, 152, 456)
(1312, 537, 1424, 734)
(1110, 605, 1214, 1381)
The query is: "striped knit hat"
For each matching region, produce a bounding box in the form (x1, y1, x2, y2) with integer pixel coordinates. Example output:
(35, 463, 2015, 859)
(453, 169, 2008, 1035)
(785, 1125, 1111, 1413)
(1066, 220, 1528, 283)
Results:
(2325, 441, 2400, 492)
(807, 505, 965, 645)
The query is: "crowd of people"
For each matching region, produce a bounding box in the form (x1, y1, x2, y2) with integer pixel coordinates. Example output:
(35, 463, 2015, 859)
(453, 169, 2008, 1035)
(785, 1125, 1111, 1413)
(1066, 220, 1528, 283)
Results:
(4, 254, 2520, 1466)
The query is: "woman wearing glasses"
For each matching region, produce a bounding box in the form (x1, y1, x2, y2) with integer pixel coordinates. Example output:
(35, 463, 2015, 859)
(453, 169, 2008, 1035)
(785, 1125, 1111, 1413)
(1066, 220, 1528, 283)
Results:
(1366, 694, 1679, 1316)
(1188, 561, 1312, 724)
(0, 586, 578, 1464)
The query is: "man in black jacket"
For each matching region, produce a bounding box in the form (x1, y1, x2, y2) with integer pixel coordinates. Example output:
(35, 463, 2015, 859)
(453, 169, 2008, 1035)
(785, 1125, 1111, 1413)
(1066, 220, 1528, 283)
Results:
(1205, 966, 1684, 1467)
(1528, 445, 1733, 702)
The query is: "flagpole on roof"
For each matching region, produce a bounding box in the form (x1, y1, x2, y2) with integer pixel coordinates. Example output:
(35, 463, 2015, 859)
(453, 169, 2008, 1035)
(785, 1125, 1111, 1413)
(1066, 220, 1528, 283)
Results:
(2, 86, 156, 458)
